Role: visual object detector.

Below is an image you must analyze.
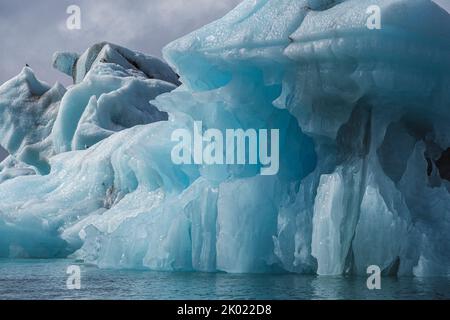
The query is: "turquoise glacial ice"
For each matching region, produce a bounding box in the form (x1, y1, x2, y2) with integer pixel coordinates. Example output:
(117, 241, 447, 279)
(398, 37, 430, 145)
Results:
(0, 0, 449, 276)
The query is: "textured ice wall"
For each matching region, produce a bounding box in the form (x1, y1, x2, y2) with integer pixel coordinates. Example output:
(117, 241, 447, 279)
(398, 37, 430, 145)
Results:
(159, 0, 450, 275)
(282, 0, 450, 276)
(51, 63, 175, 153)
(0, 0, 449, 276)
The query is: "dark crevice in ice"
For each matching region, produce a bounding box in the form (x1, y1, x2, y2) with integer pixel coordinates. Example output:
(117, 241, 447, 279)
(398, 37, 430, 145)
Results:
(336, 105, 372, 164)
(427, 157, 434, 176)
(436, 148, 450, 182)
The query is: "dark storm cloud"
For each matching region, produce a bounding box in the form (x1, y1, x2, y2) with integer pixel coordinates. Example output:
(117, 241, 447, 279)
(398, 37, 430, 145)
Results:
(0, 0, 242, 86)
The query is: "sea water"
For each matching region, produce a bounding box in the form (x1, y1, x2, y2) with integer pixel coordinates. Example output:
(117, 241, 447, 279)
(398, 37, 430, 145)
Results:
(0, 259, 448, 300)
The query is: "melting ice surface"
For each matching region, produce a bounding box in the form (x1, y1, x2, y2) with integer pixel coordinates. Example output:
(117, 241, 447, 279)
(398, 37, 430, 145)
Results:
(0, 0, 449, 277)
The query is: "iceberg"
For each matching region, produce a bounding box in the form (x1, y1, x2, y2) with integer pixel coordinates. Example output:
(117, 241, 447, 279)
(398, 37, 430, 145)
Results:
(0, 0, 449, 277)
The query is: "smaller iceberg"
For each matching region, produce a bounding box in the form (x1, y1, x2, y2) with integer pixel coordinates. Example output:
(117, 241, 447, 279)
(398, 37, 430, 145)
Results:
(52, 42, 181, 85)
(0, 67, 65, 174)
(0, 43, 180, 174)
(51, 43, 181, 154)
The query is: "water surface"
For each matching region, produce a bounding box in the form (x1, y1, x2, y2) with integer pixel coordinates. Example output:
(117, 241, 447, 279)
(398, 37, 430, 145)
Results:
(0, 259, 448, 300)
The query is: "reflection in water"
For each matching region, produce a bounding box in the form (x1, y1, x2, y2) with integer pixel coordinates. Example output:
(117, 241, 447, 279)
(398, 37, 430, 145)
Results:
(0, 259, 448, 300)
